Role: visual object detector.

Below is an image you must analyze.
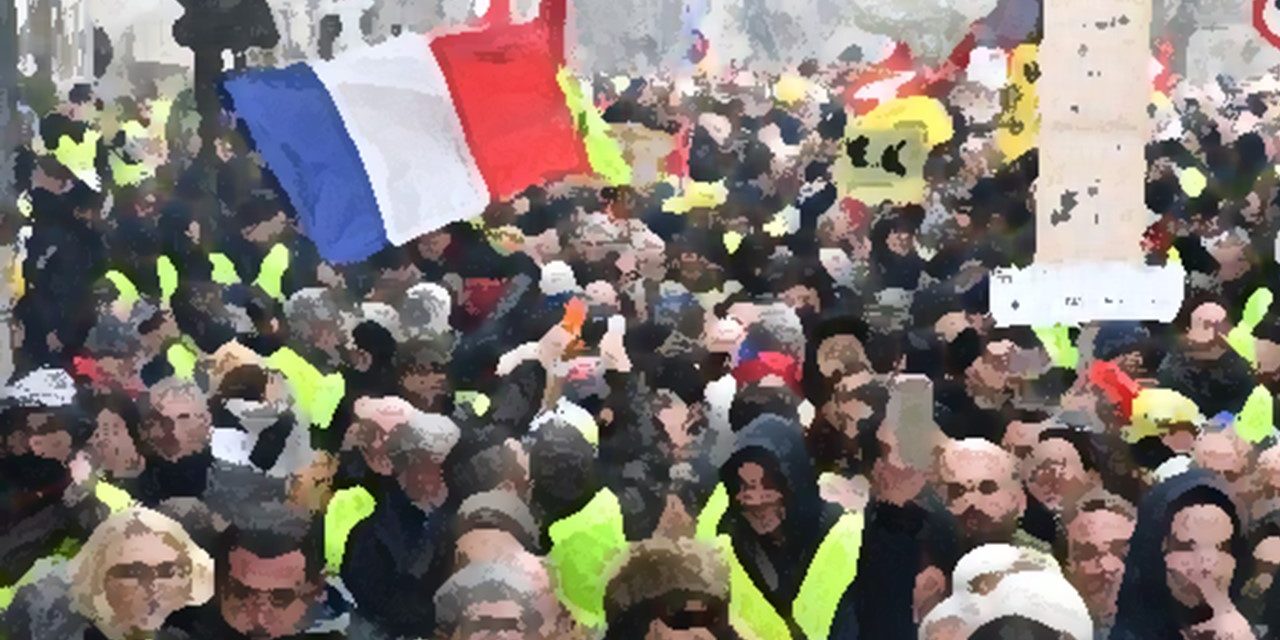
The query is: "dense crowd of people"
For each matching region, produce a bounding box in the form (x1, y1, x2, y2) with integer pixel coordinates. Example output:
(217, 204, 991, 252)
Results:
(6, 9, 1280, 640)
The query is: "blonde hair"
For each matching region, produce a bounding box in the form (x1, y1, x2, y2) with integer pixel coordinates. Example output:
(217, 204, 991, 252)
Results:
(68, 507, 213, 634)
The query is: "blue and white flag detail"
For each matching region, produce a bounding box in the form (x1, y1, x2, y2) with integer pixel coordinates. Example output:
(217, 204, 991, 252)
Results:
(223, 3, 588, 264)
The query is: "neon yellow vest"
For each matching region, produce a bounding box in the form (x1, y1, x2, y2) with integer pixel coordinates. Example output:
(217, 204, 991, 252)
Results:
(696, 483, 865, 640)
(546, 487, 628, 631)
(0, 482, 132, 611)
(325, 486, 377, 574)
(1237, 385, 1275, 444)
(265, 346, 345, 430)
(93, 481, 134, 514)
(107, 243, 289, 312)
(1227, 287, 1274, 366)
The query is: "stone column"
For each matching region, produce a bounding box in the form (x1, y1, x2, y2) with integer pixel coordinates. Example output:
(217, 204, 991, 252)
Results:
(990, 0, 1184, 326)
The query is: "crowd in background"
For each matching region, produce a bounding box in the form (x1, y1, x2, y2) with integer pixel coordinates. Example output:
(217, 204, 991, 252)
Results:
(6, 7, 1280, 640)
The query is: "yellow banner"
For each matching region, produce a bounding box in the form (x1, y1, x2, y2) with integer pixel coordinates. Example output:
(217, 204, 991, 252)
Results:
(834, 96, 953, 205)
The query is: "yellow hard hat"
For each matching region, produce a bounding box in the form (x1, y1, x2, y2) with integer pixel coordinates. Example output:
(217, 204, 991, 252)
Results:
(1125, 388, 1202, 443)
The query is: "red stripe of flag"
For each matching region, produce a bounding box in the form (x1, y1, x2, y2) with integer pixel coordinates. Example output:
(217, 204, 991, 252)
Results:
(430, 6, 590, 200)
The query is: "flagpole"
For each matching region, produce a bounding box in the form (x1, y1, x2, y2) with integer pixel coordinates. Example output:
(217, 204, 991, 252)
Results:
(0, 0, 17, 385)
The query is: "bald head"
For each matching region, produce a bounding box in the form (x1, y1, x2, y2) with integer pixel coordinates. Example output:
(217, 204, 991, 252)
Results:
(937, 439, 1026, 548)
(1193, 429, 1253, 503)
(939, 439, 1018, 480)
(1187, 302, 1229, 347)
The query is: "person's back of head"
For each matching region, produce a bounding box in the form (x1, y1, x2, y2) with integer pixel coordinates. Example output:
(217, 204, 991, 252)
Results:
(728, 383, 801, 432)
(435, 562, 544, 640)
(524, 419, 599, 525)
(455, 489, 541, 560)
(968, 615, 1069, 640)
(449, 441, 529, 501)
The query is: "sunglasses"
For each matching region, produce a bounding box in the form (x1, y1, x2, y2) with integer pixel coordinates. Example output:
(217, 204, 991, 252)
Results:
(225, 576, 312, 608)
(107, 561, 187, 584)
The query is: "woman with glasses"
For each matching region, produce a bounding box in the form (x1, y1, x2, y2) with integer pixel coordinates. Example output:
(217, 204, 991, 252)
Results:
(74, 507, 212, 640)
(3, 507, 212, 640)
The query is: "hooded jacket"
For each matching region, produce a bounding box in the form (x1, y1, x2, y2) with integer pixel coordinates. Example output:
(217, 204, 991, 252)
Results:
(1156, 346, 1254, 417)
(1112, 470, 1252, 640)
(719, 414, 845, 636)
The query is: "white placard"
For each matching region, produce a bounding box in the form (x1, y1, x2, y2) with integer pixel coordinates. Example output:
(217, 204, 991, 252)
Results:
(990, 262, 1186, 326)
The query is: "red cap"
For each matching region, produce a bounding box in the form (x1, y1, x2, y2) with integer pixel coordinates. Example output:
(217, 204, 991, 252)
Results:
(733, 351, 803, 396)
(1088, 360, 1142, 420)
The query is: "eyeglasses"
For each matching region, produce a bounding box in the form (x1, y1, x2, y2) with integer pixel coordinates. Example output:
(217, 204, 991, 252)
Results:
(458, 614, 525, 636)
(106, 561, 187, 584)
(944, 479, 1003, 502)
(224, 576, 311, 608)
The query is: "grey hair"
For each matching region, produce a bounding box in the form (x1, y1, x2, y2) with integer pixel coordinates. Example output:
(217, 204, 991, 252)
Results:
(141, 377, 207, 415)
(401, 283, 452, 339)
(285, 288, 350, 337)
(434, 562, 542, 636)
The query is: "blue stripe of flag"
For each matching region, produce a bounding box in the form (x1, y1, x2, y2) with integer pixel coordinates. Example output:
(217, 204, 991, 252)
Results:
(223, 64, 389, 264)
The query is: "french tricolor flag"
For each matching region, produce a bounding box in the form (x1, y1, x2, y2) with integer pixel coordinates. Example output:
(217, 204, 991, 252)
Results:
(223, 0, 588, 263)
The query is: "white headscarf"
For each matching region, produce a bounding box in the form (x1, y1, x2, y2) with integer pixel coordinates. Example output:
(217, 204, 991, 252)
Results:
(920, 544, 1092, 640)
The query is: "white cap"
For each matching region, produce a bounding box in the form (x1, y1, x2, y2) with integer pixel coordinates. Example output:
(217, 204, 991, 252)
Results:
(5, 368, 76, 408)
(402, 283, 452, 338)
(540, 260, 579, 297)
(360, 302, 405, 341)
(928, 544, 1090, 640)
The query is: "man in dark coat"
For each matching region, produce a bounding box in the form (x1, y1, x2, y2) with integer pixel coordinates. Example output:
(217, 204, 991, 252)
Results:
(341, 410, 460, 638)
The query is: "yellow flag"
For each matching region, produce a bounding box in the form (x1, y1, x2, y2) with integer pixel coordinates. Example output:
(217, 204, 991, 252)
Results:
(834, 96, 953, 205)
(557, 68, 631, 186)
(996, 44, 1040, 163)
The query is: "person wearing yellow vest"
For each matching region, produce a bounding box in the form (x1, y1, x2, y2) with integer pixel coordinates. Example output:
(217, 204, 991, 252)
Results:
(0, 397, 120, 612)
(712, 414, 863, 640)
(843, 405, 960, 640)
(1155, 299, 1253, 419)
(267, 287, 353, 437)
(1241, 314, 1280, 445)
(528, 415, 628, 632)
(208, 191, 319, 303)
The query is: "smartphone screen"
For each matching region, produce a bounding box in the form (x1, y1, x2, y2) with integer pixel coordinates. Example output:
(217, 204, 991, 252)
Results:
(888, 374, 944, 469)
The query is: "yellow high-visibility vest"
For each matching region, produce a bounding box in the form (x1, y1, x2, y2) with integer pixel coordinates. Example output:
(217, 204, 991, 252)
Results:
(1227, 287, 1273, 366)
(107, 242, 291, 311)
(266, 346, 345, 430)
(0, 482, 133, 611)
(696, 483, 865, 640)
(325, 486, 377, 574)
(547, 488, 628, 631)
(1237, 385, 1274, 444)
